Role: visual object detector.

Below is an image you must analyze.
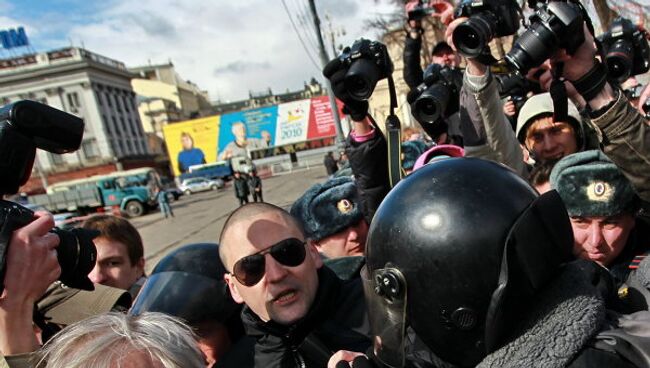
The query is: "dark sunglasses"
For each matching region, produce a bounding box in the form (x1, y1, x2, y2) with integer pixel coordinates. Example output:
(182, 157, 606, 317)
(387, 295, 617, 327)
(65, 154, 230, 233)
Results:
(232, 238, 307, 286)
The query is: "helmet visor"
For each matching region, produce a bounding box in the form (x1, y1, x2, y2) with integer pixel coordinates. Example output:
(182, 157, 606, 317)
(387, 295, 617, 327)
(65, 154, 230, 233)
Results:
(361, 265, 408, 368)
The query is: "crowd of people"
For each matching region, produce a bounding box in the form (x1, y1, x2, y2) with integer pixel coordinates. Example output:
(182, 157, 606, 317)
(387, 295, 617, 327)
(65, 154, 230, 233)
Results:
(1, 0, 650, 367)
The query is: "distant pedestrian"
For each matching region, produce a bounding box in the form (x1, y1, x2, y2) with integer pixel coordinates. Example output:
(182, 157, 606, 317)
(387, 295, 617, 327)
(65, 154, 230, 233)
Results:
(156, 188, 174, 219)
(233, 172, 250, 206)
(247, 170, 263, 202)
(324, 151, 338, 177)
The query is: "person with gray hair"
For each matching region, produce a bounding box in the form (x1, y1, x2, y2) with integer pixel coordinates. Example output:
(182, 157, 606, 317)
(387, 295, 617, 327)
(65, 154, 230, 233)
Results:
(37, 312, 205, 368)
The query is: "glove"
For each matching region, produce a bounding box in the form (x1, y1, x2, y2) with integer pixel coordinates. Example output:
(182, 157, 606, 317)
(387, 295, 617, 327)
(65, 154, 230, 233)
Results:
(323, 58, 369, 121)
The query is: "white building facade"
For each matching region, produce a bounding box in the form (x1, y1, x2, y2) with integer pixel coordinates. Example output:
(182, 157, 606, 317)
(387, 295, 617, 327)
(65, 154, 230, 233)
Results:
(0, 47, 150, 174)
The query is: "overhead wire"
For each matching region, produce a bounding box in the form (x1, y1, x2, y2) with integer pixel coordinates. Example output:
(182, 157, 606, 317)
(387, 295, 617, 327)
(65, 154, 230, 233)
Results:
(281, 0, 322, 71)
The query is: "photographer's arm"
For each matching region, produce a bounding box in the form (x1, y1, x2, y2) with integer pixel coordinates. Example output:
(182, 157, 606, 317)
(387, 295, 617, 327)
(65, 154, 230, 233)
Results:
(557, 26, 650, 204)
(403, 20, 425, 90)
(346, 116, 390, 224)
(0, 212, 60, 357)
(448, 19, 526, 177)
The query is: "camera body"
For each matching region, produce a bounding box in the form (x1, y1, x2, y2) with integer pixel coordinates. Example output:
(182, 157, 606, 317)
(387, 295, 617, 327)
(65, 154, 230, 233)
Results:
(452, 0, 521, 57)
(0, 100, 97, 291)
(598, 17, 650, 83)
(408, 4, 437, 21)
(506, 1, 585, 74)
(337, 38, 393, 101)
(407, 64, 463, 124)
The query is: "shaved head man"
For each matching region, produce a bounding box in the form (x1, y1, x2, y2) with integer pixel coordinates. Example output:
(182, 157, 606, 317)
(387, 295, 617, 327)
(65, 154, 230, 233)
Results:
(220, 203, 322, 325)
(219, 203, 371, 368)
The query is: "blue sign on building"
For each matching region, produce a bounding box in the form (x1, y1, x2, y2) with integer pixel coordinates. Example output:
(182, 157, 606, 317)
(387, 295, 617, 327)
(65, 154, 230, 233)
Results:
(0, 27, 29, 49)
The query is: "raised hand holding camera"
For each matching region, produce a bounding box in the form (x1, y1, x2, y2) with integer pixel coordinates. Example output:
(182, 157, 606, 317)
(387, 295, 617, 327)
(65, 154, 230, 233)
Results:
(0, 100, 98, 293)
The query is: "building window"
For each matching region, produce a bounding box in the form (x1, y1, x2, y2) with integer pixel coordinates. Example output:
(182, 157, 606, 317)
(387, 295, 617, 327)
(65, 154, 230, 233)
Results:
(115, 95, 122, 112)
(95, 91, 103, 106)
(67, 92, 80, 108)
(82, 140, 98, 159)
(49, 152, 64, 165)
(102, 115, 111, 135)
(106, 92, 112, 107)
(112, 117, 121, 136)
(123, 96, 130, 112)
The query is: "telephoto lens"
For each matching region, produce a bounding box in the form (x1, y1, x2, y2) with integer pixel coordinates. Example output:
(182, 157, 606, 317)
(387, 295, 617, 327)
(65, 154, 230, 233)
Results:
(51, 227, 98, 291)
(506, 1, 584, 74)
(345, 58, 384, 101)
(453, 13, 498, 58)
(605, 39, 635, 81)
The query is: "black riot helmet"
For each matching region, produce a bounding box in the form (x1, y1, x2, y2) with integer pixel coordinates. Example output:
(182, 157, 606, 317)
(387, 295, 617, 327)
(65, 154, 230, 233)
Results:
(130, 243, 239, 326)
(363, 158, 574, 367)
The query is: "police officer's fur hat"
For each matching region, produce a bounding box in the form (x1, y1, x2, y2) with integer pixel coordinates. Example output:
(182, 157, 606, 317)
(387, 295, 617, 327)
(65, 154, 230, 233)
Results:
(290, 177, 363, 241)
(550, 150, 639, 217)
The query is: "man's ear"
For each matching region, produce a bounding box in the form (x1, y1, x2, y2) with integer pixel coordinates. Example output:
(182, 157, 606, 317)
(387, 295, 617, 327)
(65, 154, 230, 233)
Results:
(224, 273, 245, 304)
(135, 257, 145, 274)
(307, 241, 323, 269)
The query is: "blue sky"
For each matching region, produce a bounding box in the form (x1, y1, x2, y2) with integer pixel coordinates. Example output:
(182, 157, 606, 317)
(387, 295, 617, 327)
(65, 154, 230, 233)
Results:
(0, 0, 399, 101)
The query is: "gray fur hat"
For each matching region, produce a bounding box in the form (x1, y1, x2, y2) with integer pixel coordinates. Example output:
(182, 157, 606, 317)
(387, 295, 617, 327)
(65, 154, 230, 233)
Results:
(290, 177, 363, 241)
(550, 150, 638, 217)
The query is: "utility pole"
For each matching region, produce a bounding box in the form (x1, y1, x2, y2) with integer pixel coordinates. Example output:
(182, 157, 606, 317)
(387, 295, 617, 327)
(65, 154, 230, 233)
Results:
(307, 0, 344, 145)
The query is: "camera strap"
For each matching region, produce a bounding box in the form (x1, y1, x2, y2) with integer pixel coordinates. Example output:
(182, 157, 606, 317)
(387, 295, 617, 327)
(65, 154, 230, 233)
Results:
(386, 75, 403, 188)
(550, 62, 569, 124)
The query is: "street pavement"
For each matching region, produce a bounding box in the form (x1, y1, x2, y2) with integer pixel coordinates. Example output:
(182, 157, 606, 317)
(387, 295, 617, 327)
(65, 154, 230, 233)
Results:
(131, 167, 329, 273)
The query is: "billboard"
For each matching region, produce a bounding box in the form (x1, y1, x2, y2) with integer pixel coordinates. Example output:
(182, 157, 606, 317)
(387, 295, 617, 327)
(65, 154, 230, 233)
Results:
(163, 96, 339, 176)
(162, 115, 220, 176)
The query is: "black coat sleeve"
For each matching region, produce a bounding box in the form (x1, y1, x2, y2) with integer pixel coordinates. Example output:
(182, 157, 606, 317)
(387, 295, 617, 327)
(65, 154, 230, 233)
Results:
(345, 126, 390, 224)
(403, 35, 424, 91)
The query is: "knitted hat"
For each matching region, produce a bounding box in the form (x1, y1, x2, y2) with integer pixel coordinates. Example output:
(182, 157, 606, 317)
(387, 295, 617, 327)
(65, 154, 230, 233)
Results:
(516, 92, 582, 144)
(413, 144, 464, 171)
(550, 150, 638, 217)
(290, 177, 363, 241)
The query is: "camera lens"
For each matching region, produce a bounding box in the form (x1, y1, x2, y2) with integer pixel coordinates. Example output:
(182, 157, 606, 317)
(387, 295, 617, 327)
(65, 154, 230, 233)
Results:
(506, 22, 556, 74)
(452, 14, 496, 58)
(344, 59, 381, 101)
(51, 227, 98, 291)
(412, 83, 450, 123)
(605, 39, 634, 82)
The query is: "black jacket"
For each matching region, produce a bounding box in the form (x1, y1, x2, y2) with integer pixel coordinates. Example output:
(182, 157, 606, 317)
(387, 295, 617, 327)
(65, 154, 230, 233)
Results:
(403, 34, 424, 90)
(234, 177, 250, 198)
(248, 176, 262, 191)
(241, 265, 371, 368)
(345, 124, 390, 224)
(324, 155, 338, 176)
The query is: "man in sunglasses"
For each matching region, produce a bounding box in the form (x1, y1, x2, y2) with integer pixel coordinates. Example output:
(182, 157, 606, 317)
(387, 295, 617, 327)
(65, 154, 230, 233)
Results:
(219, 203, 371, 368)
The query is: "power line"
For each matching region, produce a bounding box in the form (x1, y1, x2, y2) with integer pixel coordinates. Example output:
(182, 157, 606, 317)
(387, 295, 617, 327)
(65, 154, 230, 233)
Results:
(293, 0, 324, 57)
(281, 0, 321, 71)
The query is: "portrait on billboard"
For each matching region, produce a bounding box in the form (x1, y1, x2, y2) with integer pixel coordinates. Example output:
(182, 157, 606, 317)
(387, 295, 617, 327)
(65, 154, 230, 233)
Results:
(217, 106, 277, 160)
(162, 116, 220, 176)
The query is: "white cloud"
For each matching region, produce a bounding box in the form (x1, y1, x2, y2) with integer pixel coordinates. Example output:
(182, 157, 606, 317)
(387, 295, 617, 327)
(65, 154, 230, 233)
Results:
(58, 0, 399, 102)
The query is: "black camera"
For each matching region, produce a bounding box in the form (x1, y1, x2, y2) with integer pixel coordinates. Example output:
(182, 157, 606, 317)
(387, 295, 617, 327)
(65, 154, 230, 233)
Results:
(408, 1, 438, 21)
(506, 1, 585, 74)
(452, 0, 521, 58)
(0, 100, 97, 291)
(598, 17, 650, 83)
(335, 38, 393, 101)
(407, 64, 463, 123)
